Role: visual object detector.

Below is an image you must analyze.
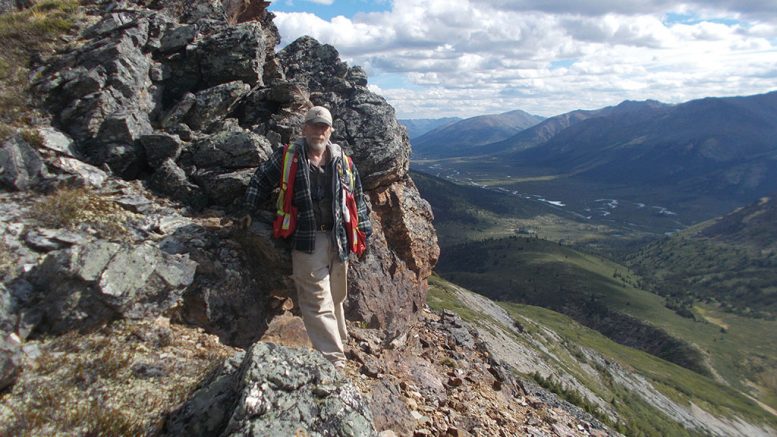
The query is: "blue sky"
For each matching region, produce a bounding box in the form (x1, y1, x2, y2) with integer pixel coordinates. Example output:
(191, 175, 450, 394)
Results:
(269, 0, 777, 119)
(269, 0, 390, 20)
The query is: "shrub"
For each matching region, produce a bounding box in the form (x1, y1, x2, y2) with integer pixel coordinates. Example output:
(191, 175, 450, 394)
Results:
(29, 186, 130, 239)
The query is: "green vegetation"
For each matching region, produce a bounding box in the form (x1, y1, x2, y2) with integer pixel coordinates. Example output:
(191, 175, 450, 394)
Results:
(30, 187, 133, 239)
(627, 234, 777, 319)
(434, 234, 777, 412)
(0, 0, 80, 140)
(428, 280, 777, 435)
(436, 235, 709, 372)
(412, 170, 632, 248)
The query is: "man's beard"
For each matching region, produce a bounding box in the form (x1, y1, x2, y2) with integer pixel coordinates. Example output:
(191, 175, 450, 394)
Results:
(308, 138, 327, 152)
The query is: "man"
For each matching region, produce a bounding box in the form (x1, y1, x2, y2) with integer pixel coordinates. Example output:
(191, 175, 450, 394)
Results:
(239, 106, 372, 367)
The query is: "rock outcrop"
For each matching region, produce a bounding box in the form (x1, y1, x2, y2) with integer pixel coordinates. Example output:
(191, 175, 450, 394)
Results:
(0, 0, 441, 434)
(165, 342, 376, 436)
(28, 0, 438, 340)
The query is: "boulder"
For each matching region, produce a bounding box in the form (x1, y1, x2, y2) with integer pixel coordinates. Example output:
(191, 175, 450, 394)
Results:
(192, 168, 254, 206)
(0, 332, 22, 392)
(164, 342, 376, 436)
(0, 134, 49, 190)
(50, 156, 108, 187)
(36, 127, 78, 157)
(148, 159, 207, 207)
(190, 125, 271, 170)
(186, 81, 252, 131)
(196, 23, 267, 88)
(140, 132, 183, 168)
(24, 240, 197, 336)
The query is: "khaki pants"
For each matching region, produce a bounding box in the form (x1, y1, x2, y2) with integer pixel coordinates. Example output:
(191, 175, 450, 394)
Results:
(291, 231, 348, 364)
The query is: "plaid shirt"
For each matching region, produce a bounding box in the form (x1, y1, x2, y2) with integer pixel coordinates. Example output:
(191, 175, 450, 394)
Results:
(243, 138, 372, 261)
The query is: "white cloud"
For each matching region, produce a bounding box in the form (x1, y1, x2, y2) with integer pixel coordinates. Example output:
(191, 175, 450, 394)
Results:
(273, 0, 777, 118)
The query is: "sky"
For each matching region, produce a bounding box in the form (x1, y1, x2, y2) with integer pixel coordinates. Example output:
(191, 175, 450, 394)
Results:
(268, 0, 777, 119)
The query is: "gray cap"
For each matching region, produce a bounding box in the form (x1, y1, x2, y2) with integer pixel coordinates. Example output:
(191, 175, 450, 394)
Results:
(304, 106, 333, 126)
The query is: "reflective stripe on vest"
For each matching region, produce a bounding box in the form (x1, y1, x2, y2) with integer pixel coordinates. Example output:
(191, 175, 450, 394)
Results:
(273, 143, 299, 238)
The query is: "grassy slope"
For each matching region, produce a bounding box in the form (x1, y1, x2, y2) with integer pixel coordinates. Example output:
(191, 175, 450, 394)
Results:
(626, 230, 777, 319)
(428, 276, 777, 435)
(0, 0, 81, 140)
(435, 236, 777, 412)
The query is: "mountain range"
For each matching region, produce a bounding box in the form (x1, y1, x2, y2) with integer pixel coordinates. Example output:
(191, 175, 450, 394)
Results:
(410, 109, 545, 157)
(398, 117, 460, 139)
(411, 91, 777, 224)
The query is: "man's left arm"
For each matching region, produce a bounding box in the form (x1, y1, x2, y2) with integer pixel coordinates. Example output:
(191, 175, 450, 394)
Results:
(352, 164, 372, 239)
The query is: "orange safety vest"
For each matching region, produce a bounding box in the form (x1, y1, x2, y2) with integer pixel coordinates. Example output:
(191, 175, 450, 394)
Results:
(273, 143, 366, 256)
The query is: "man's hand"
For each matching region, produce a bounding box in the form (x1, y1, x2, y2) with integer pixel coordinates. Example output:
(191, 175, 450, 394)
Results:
(236, 213, 252, 230)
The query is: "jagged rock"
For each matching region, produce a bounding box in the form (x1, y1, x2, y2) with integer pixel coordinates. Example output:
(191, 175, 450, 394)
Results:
(348, 178, 439, 332)
(192, 168, 254, 206)
(189, 125, 271, 170)
(196, 23, 267, 88)
(82, 12, 141, 39)
(159, 24, 197, 53)
(338, 92, 411, 190)
(148, 159, 207, 207)
(140, 132, 183, 168)
(36, 127, 78, 157)
(115, 194, 153, 213)
(0, 134, 49, 191)
(367, 379, 416, 435)
(165, 342, 376, 436)
(23, 228, 87, 252)
(186, 81, 251, 131)
(159, 92, 196, 129)
(161, 220, 279, 347)
(50, 156, 108, 187)
(0, 332, 22, 391)
(24, 240, 196, 336)
(347, 66, 369, 87)
(279, 36, 350, 93)
(36, 13, 155, 166)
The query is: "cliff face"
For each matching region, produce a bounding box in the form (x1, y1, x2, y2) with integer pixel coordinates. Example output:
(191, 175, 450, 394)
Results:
(15, 0, 437, 343)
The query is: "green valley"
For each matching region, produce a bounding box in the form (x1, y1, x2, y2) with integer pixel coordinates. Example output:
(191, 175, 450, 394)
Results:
(415, 166, 777, 421)
(428, 276, 777, 436)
